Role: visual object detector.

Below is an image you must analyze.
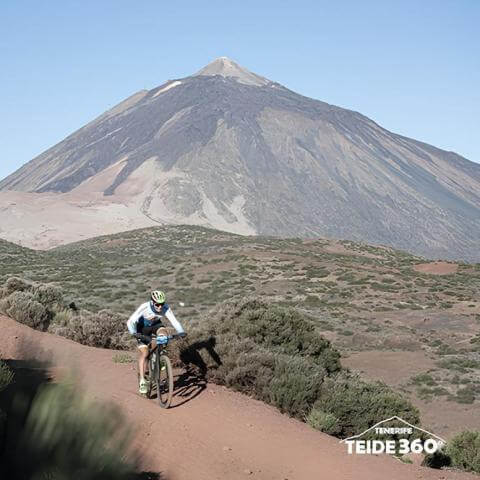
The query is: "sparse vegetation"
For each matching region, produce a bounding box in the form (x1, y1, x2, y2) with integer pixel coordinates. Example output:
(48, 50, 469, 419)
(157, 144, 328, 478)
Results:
(311, 371, 420, 438)
(113, 353, 134, 364)
(180, 298, 419, 439)
(0, 225, 479, 461)
(444, 430, 480, 473)
(0, 277, 133, 350)
(306, 408, 340, 435)
(423, 430, 480, 473)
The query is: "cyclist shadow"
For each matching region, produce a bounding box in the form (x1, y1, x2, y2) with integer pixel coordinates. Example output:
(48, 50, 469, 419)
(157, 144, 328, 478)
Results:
(169, 368, 207, 408)
(166, 337, 222, 408)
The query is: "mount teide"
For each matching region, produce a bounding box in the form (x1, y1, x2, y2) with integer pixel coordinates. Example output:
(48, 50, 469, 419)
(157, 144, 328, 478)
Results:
(1, 57, 479, 260)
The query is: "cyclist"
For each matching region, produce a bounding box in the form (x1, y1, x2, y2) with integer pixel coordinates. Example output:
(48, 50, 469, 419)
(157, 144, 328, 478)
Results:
(127, 290, 185, 395)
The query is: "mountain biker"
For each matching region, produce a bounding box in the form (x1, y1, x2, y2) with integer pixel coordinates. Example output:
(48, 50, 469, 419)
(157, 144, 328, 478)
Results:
(127, 290, 185, 395)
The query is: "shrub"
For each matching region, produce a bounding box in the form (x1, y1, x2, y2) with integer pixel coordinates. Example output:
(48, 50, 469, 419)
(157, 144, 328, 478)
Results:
(222, 349, 276, 399)
(0, 278, 134, 350)
(32, 283, 63, 308)
(192, 298, 341, 373)
(51, 307, 75, 326)
(0, 277, 29, 298)
(112, 353, 134, 364)
(5, 291, 49, 330)
(49, 310, 133, 350)
(422, 449, 451, 469)
(454, 386, 476, 404)
(180, 298, 417, 436)
(268, 355, 326, 418)
(179, 299, 339, 419)
(0, 278, 66, 332)
(411, 373, 437, 386)
(6, 379, 140, 479)
(306, 408, 340, 435)
(446, 431, 480, 473)
(312, 371, 420, 438)
(0, 360, 14, 393)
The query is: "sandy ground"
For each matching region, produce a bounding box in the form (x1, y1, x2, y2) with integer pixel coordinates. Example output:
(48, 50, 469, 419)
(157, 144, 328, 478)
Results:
(342, 350, 437, 386)
(0, 177, 255, 249)
(0, 190, 156, 249)
(343, 350, 480, 438)
(1, 315, 477, 480)
(413, 262, 459, 275)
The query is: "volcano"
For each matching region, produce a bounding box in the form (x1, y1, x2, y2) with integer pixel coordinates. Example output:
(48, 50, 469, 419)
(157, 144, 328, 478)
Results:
(1, 57, 479, 260)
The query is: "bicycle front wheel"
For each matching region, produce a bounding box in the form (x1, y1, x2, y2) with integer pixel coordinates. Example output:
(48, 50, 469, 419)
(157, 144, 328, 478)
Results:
(156, 354, 173, 408)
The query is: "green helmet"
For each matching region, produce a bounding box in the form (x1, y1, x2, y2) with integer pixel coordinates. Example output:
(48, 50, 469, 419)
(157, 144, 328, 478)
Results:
(151, 290, 166, 304)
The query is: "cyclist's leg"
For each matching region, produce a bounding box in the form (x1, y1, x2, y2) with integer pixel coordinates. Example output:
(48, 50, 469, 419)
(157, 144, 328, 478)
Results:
(138, 344, 149, 382)
(136, 329, 151, 392)
(151, 324, 168, 349)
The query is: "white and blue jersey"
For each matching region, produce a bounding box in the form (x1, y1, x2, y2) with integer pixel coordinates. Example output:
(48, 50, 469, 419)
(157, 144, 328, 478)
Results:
(127, 301, 185, 335)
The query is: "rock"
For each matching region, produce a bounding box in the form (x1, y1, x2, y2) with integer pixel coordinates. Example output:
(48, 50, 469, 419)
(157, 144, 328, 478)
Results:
(243, 469, 253, 475)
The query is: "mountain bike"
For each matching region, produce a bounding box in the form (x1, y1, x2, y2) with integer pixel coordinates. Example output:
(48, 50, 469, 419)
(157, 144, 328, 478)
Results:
(134, 332, 184, 408)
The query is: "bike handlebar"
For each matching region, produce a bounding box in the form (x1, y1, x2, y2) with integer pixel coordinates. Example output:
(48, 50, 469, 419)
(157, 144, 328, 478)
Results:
(133, 332, 187, 344)
(133, 333, 152, 343)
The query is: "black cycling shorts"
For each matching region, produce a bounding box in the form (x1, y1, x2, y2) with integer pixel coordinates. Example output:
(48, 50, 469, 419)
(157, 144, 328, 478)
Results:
(136, 323, 164, 347)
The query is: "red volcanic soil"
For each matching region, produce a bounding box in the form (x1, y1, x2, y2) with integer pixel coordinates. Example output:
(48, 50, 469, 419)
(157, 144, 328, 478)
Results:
(413, 262, 459, 275)
(0, 315, 475, 480)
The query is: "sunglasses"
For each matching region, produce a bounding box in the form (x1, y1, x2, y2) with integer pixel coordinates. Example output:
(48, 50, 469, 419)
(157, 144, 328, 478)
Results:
(154, 302, 165, 308)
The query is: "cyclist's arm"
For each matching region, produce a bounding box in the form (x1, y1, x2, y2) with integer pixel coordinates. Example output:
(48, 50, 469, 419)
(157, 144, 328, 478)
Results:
(127, 305, 143, 334)
(164, 307, 185, 335)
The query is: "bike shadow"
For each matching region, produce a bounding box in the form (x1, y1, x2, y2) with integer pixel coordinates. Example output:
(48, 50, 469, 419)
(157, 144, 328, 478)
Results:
(150, 336, 222, 408)
(169, 367, 207, 408)
(148, 368, 206, 408)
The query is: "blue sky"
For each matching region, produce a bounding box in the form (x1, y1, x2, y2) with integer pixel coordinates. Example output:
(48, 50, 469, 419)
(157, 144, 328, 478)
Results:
(1, 0, 478, 180)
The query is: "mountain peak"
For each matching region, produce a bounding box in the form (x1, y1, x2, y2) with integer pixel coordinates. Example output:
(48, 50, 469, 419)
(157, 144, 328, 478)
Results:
(194, 57, 270, 86)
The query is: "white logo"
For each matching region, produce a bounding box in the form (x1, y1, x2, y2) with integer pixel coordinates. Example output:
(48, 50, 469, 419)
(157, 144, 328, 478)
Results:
(340, 416, 446, 455)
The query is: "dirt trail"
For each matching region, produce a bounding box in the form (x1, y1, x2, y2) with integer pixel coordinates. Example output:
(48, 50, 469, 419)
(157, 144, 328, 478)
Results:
(0, 315, 476, 480)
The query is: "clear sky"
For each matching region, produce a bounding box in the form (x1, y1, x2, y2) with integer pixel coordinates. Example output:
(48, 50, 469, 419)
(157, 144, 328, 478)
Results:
(1, 0, 478, 180)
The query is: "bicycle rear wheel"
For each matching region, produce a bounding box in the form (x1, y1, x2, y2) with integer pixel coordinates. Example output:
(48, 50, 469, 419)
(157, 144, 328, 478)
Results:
(156, 354, 173, 408)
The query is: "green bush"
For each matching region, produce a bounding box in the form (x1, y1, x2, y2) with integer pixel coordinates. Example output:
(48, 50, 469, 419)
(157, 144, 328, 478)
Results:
(4, 291, 49, 330)
(422, 449, 451, 469)
(192, 298, 341, 373)
(112, 353, 134, 364)
(49, 309, 133, 350)
(268, 355, 326, 418)
(411, 373, 437, 386)
(0, 360, 13, 393)
(180, 299, 339, 419)
(52, 307, 75, 326)
(0, 277, 134, 350)
(306, 408, 340, 435)
(446, 431, 480, 473)
(6, 379, 140, 479)
(32, 283, 63, 308)
(0, 276, 29, 298)
(454, 386, 476, 404)
(0, 277, 64, 331)
(222, 349, 276, 399)
(311, 371, 420, 438)
(180, 298, 418, 437)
